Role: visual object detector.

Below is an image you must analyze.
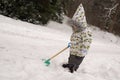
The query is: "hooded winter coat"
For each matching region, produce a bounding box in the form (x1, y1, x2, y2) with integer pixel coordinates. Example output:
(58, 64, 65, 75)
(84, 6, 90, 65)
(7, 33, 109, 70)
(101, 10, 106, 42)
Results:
(70, 27, 92, 57)
(68, 4, 92, 57)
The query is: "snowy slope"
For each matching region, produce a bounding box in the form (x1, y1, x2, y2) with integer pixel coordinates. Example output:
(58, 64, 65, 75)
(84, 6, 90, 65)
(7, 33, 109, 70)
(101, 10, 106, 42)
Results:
(0, 15, 120, 80)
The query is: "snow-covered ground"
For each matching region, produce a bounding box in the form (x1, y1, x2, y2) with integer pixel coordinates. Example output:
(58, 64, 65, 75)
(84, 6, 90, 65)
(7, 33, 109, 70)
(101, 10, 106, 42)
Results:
(0, 15, 120, 80)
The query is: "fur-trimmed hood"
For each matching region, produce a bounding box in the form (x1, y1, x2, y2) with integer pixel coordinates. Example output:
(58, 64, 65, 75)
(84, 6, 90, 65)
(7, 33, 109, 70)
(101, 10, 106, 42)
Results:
(67, 19, 87, 31)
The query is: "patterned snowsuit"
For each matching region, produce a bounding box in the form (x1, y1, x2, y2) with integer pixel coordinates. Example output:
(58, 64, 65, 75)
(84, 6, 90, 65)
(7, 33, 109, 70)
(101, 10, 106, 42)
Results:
(65, 4, 92, 72)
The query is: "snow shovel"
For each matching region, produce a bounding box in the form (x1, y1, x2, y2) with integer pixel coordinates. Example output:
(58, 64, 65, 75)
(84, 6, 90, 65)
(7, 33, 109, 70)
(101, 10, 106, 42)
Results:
(43, 46, 69, 66)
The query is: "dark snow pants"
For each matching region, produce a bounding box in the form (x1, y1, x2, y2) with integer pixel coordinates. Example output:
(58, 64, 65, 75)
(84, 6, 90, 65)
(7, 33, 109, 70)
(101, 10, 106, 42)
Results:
(68, 54, 85, 71)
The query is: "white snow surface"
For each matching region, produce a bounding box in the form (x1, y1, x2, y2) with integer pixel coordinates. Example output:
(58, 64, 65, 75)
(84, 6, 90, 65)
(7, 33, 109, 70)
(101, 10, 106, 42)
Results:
(0, 15, 120, 80)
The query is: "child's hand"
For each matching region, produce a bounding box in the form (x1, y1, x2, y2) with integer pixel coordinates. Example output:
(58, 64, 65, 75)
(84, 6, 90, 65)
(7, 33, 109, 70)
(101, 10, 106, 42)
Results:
(68, 42, 71, 48)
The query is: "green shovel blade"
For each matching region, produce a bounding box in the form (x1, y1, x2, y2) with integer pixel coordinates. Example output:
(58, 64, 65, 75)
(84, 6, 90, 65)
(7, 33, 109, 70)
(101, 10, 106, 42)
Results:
(44, 59, 50, 66)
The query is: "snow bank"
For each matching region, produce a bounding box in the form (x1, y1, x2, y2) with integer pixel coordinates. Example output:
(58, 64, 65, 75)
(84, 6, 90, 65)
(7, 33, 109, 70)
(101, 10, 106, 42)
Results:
(0, 15, 120, 80)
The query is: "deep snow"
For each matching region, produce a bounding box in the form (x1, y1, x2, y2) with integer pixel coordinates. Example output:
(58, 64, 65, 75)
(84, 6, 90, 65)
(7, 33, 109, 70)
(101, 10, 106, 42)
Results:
(0, 15, 120, 80)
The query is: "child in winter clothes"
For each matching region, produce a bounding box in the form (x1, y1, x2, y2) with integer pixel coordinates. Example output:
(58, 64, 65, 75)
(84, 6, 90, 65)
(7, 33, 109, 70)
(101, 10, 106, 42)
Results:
(62, 4, 92, 73)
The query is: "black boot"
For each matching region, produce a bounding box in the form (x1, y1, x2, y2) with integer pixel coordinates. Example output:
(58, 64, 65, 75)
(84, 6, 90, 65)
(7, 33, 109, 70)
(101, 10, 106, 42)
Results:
(62, 64, 69, 68)
(68, 64, 75, 73)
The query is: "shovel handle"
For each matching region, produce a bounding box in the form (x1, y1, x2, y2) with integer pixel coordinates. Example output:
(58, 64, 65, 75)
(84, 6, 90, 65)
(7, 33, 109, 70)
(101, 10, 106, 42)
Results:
(49, 46, 69, 60)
